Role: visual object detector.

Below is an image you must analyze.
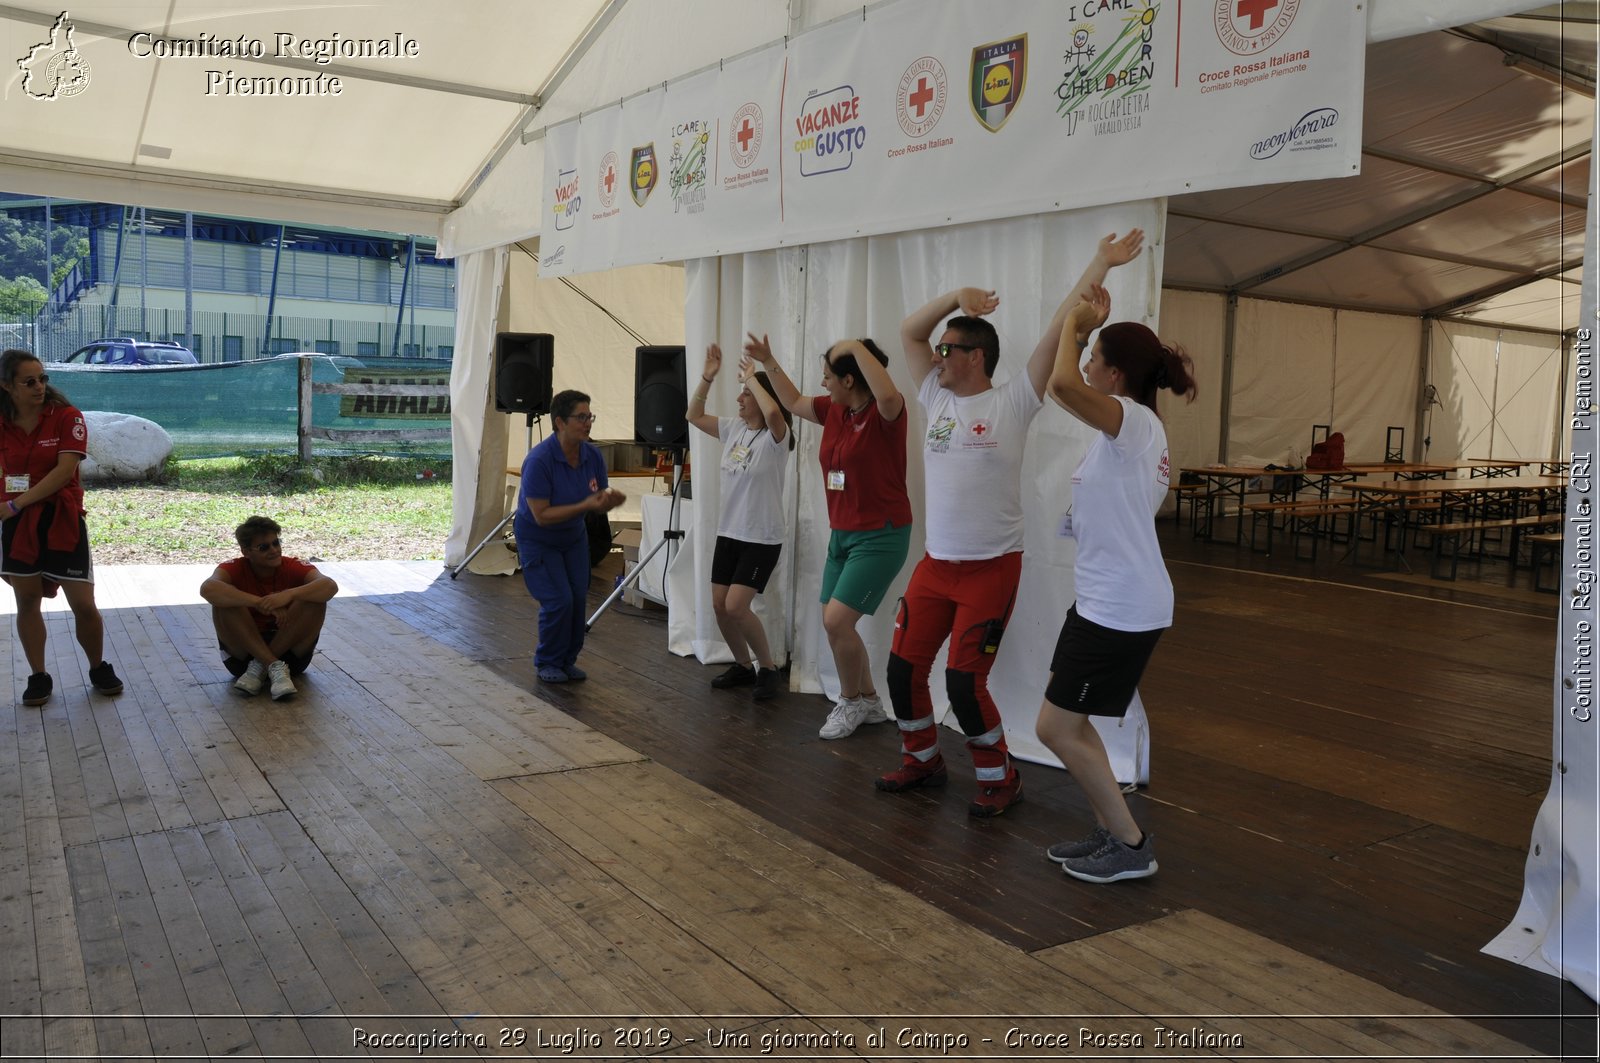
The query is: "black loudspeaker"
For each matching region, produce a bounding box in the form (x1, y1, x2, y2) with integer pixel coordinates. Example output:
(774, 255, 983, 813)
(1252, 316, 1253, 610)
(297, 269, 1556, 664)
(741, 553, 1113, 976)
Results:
(634, 345, 688, 445)
(495, 332, 554, 415)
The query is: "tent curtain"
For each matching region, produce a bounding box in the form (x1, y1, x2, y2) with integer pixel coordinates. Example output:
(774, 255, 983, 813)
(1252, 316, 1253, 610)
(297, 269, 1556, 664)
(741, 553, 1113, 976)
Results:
(445, 247, 511, 569)
(1428, 321, 1565, 463)
(677, 201, 1166, 774)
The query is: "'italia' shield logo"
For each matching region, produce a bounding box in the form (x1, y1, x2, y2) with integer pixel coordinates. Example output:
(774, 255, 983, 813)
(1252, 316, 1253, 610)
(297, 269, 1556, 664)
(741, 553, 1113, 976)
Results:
(630, 144, 657, 206)
(971, 34, 1026, 133)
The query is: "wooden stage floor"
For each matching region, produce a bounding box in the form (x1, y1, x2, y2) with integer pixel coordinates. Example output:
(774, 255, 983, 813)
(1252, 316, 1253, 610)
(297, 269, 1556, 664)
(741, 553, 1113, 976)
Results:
(1, 550, 1593, 1060)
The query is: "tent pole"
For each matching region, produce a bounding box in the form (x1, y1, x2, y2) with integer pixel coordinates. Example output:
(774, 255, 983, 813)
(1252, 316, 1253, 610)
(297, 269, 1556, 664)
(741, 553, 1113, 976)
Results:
(1415, 316, 1432, 462)
(1216, 290, 1238, 463)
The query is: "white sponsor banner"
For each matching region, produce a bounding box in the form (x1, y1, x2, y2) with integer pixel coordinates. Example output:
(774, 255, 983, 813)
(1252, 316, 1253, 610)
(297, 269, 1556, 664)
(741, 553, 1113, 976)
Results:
(541, 0, 1364, 277)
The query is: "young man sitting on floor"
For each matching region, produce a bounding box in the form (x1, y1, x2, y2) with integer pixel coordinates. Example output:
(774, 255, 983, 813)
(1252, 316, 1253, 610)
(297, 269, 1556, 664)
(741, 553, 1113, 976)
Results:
(200, 515, 338, 700)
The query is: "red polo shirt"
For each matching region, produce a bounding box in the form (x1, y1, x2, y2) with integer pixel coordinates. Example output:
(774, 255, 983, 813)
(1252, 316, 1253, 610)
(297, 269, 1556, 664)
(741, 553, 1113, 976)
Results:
(0, 402, 87, 508)
(812, 395, 912, 531)
(219, 556, 317, 633)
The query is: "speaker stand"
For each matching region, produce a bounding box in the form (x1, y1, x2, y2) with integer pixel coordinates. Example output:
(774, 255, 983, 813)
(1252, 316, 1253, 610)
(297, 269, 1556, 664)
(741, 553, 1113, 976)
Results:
(450, 414, 540, 579)
(587, 449, 687, 631)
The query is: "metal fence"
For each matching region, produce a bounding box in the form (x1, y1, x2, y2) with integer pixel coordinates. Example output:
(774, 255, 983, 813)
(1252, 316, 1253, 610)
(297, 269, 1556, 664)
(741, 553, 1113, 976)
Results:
(3, 304, 456, 365)
(44, 356, 452, 459)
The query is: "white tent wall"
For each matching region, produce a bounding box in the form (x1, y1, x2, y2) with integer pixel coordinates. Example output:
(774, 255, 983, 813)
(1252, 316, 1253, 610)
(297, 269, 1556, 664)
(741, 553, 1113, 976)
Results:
(445, 247, 510, 569)
(1427, 321, 1566, 462)
(678, 201, 1165, 775)
(1154, 289, 1228, 470)
(1332, 311, 1425, 462)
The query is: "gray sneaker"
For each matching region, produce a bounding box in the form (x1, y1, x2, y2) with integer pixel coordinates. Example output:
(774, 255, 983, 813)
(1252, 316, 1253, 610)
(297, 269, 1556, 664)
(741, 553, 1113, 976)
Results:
(267, 660, 297, 701)
(233, 659, 266, 697)
(1047, 826, 1114, 864)
(1061, 833, 1158, 883)
(856, 693, 893, 724)
(818, 697, 872, 740)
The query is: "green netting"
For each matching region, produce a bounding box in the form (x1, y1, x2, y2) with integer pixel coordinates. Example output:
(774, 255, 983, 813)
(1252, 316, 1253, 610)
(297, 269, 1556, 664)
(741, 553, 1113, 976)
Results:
(48, 356, 452, 459)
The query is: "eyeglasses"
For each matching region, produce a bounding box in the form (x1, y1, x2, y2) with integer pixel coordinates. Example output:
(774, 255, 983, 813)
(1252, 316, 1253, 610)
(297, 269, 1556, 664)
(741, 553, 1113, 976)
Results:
(14, 375, 48, 387)
(934, 342, 980, 359)
(251, 538, 282, 553)
(564, 413, 597, 424)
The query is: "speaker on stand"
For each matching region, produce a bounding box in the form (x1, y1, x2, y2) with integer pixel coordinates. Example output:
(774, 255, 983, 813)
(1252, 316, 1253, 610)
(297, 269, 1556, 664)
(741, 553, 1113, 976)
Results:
(450, 332, 556, 579)
(588, 344, 692, 629)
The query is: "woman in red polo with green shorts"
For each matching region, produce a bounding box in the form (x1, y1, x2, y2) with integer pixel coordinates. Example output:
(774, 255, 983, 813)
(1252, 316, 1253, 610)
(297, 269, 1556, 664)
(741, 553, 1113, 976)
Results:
(744, 331, 912, 740)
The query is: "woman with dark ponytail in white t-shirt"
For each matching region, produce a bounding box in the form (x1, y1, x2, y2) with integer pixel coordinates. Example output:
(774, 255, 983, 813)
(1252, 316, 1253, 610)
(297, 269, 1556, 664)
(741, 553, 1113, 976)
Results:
(687, 344, 794, 702)
(1036, 283, 1196, 885)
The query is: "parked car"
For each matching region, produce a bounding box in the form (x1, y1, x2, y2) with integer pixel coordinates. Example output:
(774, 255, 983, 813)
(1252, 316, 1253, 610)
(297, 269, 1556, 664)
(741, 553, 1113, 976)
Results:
(62, 338, 199, 366)
(269, 351, 368, 371)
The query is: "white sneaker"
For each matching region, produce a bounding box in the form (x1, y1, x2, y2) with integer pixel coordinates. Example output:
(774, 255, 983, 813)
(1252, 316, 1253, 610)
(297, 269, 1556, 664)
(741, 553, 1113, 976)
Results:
(819, 697, 871, 740)
(856, 693, 893, 724)
(233, 659, 266, 696)
(267, 660, 297, 701)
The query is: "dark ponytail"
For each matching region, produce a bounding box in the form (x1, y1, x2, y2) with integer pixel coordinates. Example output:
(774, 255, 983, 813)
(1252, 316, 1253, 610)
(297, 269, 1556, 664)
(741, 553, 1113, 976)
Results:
(1097, 323, 1196, 413)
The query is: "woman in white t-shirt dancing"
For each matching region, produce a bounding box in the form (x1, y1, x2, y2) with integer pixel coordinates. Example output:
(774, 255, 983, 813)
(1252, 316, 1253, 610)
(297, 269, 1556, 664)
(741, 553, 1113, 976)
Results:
(687, 343, 793, 701)
(1037, 283, 1196, 885)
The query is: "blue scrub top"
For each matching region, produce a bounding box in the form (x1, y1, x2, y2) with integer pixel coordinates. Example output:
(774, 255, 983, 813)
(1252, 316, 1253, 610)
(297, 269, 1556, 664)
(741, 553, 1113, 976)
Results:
(513, 434, 609, 549)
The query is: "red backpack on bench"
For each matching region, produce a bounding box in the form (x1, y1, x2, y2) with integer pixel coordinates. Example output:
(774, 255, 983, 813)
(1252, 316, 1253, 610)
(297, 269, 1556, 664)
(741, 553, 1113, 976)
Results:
(1305, 431, 1345, 470)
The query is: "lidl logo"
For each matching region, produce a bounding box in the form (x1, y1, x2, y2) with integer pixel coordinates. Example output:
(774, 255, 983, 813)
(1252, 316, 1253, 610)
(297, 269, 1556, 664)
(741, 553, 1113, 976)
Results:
(971, 35, 1026, 132)
(630, 144, 657, 206)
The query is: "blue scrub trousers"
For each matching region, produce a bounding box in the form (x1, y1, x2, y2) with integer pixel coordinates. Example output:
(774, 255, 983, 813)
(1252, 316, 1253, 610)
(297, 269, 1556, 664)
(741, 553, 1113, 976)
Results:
(519, 538, 591, 669)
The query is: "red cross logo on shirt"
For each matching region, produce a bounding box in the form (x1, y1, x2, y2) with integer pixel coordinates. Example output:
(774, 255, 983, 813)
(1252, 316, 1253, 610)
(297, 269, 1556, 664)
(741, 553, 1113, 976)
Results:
(909, 76, 934, 117)
(1236, 0, 1278, 30)
(970, 420, 991, 438)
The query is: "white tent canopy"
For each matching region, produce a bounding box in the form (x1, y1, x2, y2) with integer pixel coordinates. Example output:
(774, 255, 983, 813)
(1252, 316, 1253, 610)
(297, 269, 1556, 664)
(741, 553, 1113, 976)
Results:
(0, 0, 1594, 1000)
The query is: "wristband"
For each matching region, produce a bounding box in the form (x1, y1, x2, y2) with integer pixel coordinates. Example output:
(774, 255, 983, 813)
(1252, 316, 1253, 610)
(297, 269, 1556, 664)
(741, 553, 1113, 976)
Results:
(702, 374, 715, 384)
(5, 500, 16, 516)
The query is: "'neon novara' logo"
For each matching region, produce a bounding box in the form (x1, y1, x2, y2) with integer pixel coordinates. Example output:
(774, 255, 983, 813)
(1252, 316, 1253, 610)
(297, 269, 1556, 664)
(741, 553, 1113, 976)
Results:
(1249, 106, 1337, 159)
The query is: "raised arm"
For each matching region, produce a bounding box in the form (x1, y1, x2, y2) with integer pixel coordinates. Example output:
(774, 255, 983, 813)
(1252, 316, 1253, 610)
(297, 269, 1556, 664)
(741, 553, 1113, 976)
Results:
(899, 287, 999, 385)
(744, 332, 820, 425)
(737, 357, 788, 443)
(1027, 229, 1144, 397)
(686, 344, 723, 438)
(1047, 284, 1125, 437)
(838, 340, 904, 422)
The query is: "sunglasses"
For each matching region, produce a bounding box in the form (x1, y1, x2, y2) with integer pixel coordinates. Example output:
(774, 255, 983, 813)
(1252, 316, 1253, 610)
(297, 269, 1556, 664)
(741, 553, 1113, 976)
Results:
(251, 538, 282, 553)
(934, 342, 980, 359)
(13, 374, 48, 387)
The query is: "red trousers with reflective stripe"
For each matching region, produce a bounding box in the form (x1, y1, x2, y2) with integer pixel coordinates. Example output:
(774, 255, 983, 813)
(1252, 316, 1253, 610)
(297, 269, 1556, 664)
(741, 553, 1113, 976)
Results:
(889, 552, 1020, 776)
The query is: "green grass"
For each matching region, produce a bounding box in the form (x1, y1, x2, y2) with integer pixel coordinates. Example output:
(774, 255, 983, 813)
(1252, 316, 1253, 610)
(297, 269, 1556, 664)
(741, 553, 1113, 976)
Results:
(87, 455, 453, 564)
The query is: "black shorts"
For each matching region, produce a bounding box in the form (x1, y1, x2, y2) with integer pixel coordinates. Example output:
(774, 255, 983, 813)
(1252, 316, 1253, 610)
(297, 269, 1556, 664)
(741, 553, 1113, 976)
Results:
(711, 535, 782, 592)
(1045, 604, 1164, 717)
(221, 638, 316, 677)
(0, 508, 94, 583)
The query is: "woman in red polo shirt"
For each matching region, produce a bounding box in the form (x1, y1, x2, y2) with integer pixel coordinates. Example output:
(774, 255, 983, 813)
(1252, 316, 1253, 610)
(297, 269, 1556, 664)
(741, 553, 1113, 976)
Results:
(0, 349, 123, 708)
(744, 332, 912, 740)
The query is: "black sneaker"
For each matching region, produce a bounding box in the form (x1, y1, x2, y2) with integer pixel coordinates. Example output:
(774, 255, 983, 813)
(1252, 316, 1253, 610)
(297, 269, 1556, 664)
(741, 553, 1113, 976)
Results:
(710, 663, 756, 689)
(753, 667, 781, 701)
(88, 661, 124, 696)
(22, 672, 52, 707)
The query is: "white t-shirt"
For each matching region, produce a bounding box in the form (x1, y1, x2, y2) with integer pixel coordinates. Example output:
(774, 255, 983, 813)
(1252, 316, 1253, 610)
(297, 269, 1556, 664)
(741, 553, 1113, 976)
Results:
(1067, 397, 1173, 631)
(716, 416, 789, 545)
(918, 370, 1043, 560)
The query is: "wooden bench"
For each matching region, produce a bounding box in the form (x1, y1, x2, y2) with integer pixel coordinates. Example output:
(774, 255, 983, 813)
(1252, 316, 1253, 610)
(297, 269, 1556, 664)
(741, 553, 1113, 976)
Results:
(1428, 513, 1563, 580)
(1528, 531, 1563, 593)
(1245, 498, 1362, 560)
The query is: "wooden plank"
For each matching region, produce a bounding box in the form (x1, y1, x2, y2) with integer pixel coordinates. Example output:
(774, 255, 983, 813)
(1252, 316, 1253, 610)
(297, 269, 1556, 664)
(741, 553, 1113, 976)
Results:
(129, 829, 256, 1058)
(63, 841, 152, 1059)
(0, 695, 44, 1060)
(164, 823, 319, 1060)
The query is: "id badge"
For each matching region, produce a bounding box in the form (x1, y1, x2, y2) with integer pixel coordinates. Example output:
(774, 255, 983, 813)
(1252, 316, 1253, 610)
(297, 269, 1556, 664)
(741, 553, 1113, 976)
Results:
(827, 469, 846, 491)
(4, 474, 29, 494)
(729, 445, 751, 466)
(1058, 508, 1075, 539)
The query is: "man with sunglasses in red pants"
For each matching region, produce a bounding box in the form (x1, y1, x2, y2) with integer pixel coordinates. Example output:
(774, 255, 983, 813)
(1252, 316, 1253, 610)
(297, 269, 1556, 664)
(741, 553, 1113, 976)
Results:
(201, 515, 339, 701)
(882, 230, 1145, 816)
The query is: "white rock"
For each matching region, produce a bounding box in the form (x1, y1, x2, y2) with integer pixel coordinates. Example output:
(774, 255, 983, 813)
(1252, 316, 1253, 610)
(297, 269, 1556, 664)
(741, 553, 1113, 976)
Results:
(80, 411, 173, 481)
